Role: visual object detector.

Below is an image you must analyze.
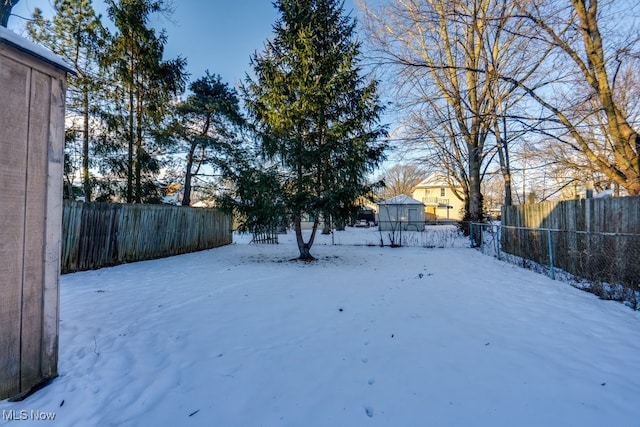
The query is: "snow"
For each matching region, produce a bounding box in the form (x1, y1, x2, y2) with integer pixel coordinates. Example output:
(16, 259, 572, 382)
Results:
(416, 173, 451, 188)
(0, 26, 74, 73)
(2, 228, 640, 426)
(378, 194, 424, 205)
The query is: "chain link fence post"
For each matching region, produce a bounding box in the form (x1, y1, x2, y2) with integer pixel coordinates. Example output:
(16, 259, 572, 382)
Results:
(547, 229, 555, 280)
(496, 223, 501, 260)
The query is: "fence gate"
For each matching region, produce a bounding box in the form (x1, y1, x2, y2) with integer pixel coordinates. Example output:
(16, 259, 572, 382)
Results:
(251, 229, 279, 244)
(0, 28, 72, 400)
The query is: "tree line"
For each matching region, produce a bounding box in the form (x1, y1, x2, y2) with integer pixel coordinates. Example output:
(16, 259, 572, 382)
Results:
(8, 0, 386, 260)
(5, 0, 638, 255)
(24, 0, 190, 204)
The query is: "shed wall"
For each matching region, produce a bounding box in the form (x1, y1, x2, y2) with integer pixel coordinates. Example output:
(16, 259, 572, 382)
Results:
(0, 42, 66, 400)
(377, 204, 426, 231)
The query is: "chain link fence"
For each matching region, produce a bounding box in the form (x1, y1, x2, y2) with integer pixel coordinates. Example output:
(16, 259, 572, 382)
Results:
(374, 223, 469, 248)
(284, 223, 470, 248)
(471, 222, 640, 310)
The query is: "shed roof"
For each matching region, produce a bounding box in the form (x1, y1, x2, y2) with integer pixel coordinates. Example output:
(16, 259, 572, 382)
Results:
(0, 26, 74, 74)
(378, 194, 424, 205)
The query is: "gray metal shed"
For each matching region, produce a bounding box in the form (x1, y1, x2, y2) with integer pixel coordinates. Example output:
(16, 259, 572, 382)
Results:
(377, 195, 426, 231)
(0, 26, 72, 400)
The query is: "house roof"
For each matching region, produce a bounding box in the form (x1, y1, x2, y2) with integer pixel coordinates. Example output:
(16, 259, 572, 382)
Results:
(415, 173, 454, 188)
(378, 194, 424, 205)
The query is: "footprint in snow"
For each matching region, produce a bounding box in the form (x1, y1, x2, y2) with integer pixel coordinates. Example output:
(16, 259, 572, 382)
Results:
(364, 406, 374, 418)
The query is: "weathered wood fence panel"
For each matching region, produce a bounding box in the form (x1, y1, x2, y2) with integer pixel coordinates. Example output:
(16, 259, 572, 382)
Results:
(61, 202, 232, 273)
(502, 197, 640, 233)
(501, 197, 640, 293)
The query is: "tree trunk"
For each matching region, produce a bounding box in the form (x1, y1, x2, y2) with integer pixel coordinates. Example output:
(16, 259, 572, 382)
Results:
(322, 215, 331, 235)
(182, 142, 197, 206)
(135, 90, 143, 203)
(0, 1, 19, 27)
(294, 214, 317, 260)
(82, 88, 91, 202)
(617, 122, 640, 195)
(503, 173, 513, 207)
(0, 7, 9, 27)
(298, 244, 313, 260)
(495, 118, 512, 206)
(183, 116, 209, 206)
(468, 146, 483, 246)
(127, 85, 134, 203)
(468, 150, 483, 221)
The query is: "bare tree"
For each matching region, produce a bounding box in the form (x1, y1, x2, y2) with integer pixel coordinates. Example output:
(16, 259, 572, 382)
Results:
(511, 0, 640, 194)
(361, 0, 489, 229)
(360, 0, 546, 238)
(378, 163, 424, 200)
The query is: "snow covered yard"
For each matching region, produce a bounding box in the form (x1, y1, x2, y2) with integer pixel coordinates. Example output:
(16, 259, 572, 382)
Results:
(2, 228, 640, 427)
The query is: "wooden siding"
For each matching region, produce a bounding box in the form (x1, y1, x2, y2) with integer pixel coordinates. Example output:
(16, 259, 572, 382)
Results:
(0, 42, 67, 400)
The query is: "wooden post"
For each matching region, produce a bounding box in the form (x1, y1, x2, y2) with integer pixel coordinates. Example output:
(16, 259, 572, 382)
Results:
(585, 180, 594, 199)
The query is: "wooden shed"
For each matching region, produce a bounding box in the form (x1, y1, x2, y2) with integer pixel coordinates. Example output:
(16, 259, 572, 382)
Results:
(377, 195, 426, 231)
(0, 27, 72, 400)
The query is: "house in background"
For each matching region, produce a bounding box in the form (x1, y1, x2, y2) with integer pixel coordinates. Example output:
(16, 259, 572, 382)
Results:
(412, 174, 465, 221)
(377, 195, 425, 231)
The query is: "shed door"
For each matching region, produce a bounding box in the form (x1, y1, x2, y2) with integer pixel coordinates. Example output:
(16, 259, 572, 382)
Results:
(408, 208, 418, 222)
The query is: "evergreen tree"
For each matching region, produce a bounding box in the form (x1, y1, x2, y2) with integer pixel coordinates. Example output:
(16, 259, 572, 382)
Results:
(174, 72, 244, 206)
(243, 0, 386, 260)
(220, 158, 288, 239)
(27, 0, 108, 202)
(103, 0, 186, 203)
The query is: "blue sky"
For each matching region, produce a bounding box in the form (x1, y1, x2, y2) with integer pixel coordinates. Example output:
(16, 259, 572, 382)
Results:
(9, 0, 359, 88)
(7, 0, 402, 168)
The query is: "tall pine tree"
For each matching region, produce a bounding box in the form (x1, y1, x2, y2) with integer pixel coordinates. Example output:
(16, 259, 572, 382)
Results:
(103, 0, 186, 203)
(27, 0, 108, 201)
(175, 72, 244, 206)
(243, 0, 386, 260)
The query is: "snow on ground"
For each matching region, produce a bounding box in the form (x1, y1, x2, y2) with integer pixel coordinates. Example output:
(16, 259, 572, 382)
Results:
(2, 227, 640, 427)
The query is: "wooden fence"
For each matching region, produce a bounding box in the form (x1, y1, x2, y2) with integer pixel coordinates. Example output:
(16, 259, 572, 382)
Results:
(501, 197, 640, 233)
(500, 197, 640, 297)
(61, 201, 232, 273)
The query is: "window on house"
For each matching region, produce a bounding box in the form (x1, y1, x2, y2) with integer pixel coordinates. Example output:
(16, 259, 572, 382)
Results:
(440, 188, 446, 197)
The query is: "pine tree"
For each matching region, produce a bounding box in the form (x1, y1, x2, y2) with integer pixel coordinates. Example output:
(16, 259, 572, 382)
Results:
(27, 0, 108, 201)
(174, 72, 244, 206)
(103, 0, 186, 203)
(243, 0, 386, 260)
